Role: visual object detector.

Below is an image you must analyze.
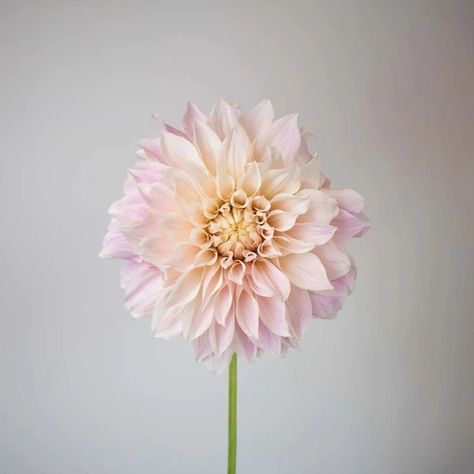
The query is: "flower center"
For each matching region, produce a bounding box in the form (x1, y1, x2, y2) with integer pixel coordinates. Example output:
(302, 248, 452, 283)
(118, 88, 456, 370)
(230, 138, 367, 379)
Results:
(207, 195, 272, 263)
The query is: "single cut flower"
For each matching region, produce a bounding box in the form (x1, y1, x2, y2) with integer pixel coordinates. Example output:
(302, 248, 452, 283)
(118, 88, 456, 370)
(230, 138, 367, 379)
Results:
(100, 99, 370, 371)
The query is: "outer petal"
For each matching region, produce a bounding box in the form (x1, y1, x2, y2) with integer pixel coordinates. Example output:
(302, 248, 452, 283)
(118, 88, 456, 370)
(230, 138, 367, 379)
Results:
(193, 120, 222, 175)
(119, 260, 163, 318)
(160, 131, 208, 178)
(138, 138, 167, 163)
(223, 128, 251, 179)
(183, 102, 207, 137)
(165, 267, 204, 308)
(250, 259, 291, 300)
(208, 98, 240, 139)
(286, 286, 312, 340)
(260, 114, 301, 165)
(209, 315, 235, 355)
(332, 209, 369, 240)
(257, 295, 290, 337)
(100, 230, 134, 259)
(236, 290, 259, 339)
(280, 253, 333, 291)
(285, 223, 336, 247)
(309, 293, 343, 319)
(297, 190, 339, 225)
(241, 100, 274, 139)
(152, 305, 183, 339)
(326, 188, 365, 214)
(314, 242, 351, 280)
(257, 322, 282, 355)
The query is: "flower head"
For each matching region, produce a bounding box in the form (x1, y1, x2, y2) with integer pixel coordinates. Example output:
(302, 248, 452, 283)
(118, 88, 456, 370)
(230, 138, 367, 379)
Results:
(101, 99, 370, 371)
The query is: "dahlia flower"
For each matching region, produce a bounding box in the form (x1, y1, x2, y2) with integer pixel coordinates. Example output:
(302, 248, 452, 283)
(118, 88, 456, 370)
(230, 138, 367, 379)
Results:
(100, 99, 369, 372)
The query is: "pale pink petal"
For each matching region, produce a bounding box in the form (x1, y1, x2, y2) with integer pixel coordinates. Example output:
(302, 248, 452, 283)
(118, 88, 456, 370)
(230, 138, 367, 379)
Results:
(193, 332, 213, 361)
(354, 213, 371, 237)
(201, 266, 224, 308)
(261, 114, 301, 165)
(286, 223, 337, 247)
(309, 292, 343, 319)
(241, 100, 274, 139)
(257, 322, 281, 354)
(138, 181, 176, 213)
(236, 290, 259, 339)
(138, 138, 167, 163)
(100, 230, 133, 259)
(209, 315, 235, 355)
(326, 188, 365, 214)
(165, 268, 204, 308)
(238, 161, 261, 197)
(271, 190, 311, 215)
(187, 303, 214, 341)
(235, 325, 257, 362)
(294, 131, 314, 165)
(257, 295, 290, 337)
(223, 128, 251, 179)
(250, 259, 290, 300)
(286, 286, 312, 340)
(119, 260, 162, 318)
(280, 253, 333, 291)
(193, 120, 222, 175)
(297, 190, 339, 225)
(299, 154, 326, 189)
(228, 260, 246, 285)
(160, 130, 208, 177)
(332, 209, 369, 240)
(183, 101, 207, 137)
(152, 305, 183, 339)
(267, 210, 299, 231)
(273, 233, 318, 255)
(214, 285, 233, 325)
(314, 242, 351, 280)
(208, 98, 239, 139)
(260, 166, 300, 198)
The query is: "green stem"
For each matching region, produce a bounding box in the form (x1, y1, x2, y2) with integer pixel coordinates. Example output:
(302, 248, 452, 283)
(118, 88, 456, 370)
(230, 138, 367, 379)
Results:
(227, 353, 237, 474)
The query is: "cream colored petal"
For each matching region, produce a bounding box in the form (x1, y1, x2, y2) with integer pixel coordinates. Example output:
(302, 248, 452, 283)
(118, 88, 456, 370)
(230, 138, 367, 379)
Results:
(193, 119, 222, 175)
(238, 161, 261, 197)
(241, 99, 274, 139)
(280, 253, 333, 291)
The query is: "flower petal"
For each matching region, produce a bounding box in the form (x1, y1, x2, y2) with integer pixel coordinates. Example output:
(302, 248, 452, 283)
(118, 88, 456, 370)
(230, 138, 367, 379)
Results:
(332, 209, 369, 240)
(236, 290, 259, 339)
(120, 260, 163, 318)
(257, 295, 290, 337)
(286, 223, 336, 247)
(223, 128, 251, 179)
(261, 114, 301, 165)
(313, 242, 351, 280)
(251, 259, 291, 300)
(238, 161, 261, 197)
(165, 267, 204, 308)
(286, 286, 312, 340)
(208, 98, 240, 139)
(183, 101, 207, 137)
(161, 130, 208, 178)
(100, 230, 133, 259)
(214, 285, 233, 325)
(280, 253, 333, 291)
(298, 190, 339, 225)
(326, 189, 365, 214)
(193, 119, 222, 175)
(241, 100, 274, 139)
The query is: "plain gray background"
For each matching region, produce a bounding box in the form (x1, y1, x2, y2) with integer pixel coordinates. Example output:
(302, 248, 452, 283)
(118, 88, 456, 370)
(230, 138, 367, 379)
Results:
(1, 1, 473, 473)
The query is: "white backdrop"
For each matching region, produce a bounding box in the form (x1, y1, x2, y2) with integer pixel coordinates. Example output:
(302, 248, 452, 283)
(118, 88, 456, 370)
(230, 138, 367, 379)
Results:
(1, 1, 473, 473)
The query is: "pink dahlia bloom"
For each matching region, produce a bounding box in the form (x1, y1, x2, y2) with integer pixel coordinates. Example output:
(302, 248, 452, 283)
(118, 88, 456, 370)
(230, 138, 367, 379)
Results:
(101, 99, 369, 371)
